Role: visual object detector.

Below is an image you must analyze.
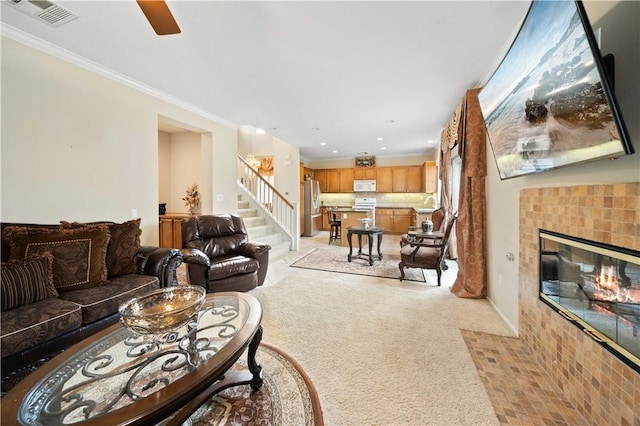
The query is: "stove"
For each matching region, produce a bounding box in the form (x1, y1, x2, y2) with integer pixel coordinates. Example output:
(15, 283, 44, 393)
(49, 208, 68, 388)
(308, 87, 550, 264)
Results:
(352, 197, 377, 211)
(353, 198, 377, 226)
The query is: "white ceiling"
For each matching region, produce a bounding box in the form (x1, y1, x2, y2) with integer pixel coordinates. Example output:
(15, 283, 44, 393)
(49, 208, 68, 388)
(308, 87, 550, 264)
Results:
(1, 0, 531, 161)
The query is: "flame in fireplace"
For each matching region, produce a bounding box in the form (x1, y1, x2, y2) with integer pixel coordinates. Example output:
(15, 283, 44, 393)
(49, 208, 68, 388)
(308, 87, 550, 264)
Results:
(594, 265, 635, 303)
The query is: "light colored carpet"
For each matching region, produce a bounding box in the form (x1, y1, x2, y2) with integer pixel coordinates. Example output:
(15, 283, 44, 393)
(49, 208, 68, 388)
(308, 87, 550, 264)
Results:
(290, 247, 426, 283)
(251, 266, 514, 425)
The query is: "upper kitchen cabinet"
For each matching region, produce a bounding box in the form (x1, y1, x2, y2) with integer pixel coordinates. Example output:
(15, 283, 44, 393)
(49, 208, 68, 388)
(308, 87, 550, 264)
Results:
(339, 168, 354, 193)
(392, 168, 407, 192)
(354, 167, 376, 180)
(375, 167, 393, 193)
(325, 169, 354, 193)
(422, 161, 437, 193)
(392, 166, 422, 193)
(406, 166, 422, 193)
(313, 164, 431, 193)
(314, 169, 327, 192)
(326, 169, 340, 192)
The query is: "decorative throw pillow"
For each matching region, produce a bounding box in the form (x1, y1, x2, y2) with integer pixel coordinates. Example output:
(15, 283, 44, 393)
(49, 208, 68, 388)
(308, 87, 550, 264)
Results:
(3, 225, 110, 292)
(60, 220, 142, 277)
(105, 219, 141, 276)
(1, 254, 57, 311)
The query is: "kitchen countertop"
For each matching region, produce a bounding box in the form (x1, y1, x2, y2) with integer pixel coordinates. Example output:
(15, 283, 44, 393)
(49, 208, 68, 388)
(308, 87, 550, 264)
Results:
(322, 206, 436, 213)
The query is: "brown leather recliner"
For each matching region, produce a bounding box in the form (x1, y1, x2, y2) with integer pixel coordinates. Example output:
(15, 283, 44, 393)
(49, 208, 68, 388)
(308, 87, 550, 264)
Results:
(180, 214, 271, 293)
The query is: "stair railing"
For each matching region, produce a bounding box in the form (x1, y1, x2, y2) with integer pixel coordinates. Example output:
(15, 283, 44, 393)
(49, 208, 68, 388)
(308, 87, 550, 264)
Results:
(237, 155, 299, 250)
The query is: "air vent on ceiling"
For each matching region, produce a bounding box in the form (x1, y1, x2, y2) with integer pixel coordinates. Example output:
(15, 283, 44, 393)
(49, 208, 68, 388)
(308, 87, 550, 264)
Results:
(7, 0, 78, 27)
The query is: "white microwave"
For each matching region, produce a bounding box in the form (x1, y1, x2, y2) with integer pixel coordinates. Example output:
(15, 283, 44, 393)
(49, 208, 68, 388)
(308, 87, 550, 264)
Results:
(353, 180, 377, 192)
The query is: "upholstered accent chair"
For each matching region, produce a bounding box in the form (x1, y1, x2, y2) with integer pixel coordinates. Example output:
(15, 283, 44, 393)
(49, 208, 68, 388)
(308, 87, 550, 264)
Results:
(180, 214, 271, 293)
(399, 215, 457, 286)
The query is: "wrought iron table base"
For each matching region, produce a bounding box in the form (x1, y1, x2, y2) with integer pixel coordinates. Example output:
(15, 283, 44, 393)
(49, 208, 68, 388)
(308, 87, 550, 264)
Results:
(347, 226, 383, 266)
(165, 325, 263, 425)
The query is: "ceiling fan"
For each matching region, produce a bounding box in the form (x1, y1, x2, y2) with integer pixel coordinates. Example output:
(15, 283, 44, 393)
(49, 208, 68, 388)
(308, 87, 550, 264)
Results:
(136, 0, 181, 35)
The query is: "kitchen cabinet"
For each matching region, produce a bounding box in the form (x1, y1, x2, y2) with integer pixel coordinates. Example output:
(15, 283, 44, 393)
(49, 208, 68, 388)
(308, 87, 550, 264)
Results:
(392, 166, 422, 193)
(339, 168, 354, 193)
(375, 209, 393, 233)
(392, 209, 413, 233)
(422, 161, 437, 193)
(354, 167, 376, 180)
(159, 214, 191, 249)
(324, 169, 354, 193)
(391, 168, 407, 193)
(406, 166, 422, 193)
(314, 169, 327, 193)
(304, 167, 314, 180)
(375, 208, 412, 234)
(326, 170, 340, 192)
(314, 165, 427, 194)
(375, 167, 393, 193)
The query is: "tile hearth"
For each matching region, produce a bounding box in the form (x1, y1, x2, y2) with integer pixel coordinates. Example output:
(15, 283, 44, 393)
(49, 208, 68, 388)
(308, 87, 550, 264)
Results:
(463, 330, 587, 425)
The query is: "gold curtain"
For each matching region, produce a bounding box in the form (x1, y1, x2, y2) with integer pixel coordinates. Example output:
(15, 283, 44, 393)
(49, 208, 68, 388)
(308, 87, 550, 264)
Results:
(439, 100, 463, 260)
(450, 88, 487, 299)
(258, 157, 274, 177)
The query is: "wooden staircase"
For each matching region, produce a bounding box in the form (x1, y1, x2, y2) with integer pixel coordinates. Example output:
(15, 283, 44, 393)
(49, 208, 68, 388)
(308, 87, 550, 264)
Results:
(238, 196, 291, 261)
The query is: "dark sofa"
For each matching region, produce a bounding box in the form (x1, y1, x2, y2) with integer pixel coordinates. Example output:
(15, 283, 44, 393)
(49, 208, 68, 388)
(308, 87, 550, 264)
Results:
(0, 220, 182, 392)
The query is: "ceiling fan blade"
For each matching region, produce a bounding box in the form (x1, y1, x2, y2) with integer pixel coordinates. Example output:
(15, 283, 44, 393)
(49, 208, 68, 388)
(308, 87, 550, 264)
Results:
(136, 0, 181, 35)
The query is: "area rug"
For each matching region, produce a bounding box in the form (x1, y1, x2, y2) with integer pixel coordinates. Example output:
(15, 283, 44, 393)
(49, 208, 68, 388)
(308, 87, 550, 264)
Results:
(186, 343, 323, 425)
(289, 248, 426, 283)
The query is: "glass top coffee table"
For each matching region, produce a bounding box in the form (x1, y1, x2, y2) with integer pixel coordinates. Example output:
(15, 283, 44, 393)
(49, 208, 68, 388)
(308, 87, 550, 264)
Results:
(1, 291, 263, 426)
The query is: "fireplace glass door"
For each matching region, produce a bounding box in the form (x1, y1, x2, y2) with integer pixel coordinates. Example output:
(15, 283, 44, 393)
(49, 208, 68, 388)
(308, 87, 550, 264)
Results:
(539, 230, 639, 372)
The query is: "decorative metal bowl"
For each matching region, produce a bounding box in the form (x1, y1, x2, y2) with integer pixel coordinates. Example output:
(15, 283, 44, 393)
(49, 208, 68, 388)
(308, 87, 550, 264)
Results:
(119, 286, 206, 336)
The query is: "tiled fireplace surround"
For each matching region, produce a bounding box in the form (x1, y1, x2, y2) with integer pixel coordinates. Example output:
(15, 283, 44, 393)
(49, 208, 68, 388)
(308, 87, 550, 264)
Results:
(519, 183, 639, 425)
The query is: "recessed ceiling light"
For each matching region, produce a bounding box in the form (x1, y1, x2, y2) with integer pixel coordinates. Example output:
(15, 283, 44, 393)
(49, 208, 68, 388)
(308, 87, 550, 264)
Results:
(332, 150, 338, 154)
(381, 146, 387, 150)
(377, 137, 383, 141)
(320, 142, 326, 146)
(255, 128, 266, 134)
(427, 139, 434, 144)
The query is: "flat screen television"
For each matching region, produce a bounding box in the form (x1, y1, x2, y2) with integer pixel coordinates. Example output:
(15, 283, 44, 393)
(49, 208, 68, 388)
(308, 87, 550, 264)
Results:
(478, 0, 634, 180)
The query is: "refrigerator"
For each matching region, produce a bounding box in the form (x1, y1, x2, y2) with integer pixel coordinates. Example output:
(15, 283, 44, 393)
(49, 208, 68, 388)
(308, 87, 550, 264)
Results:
(303, 180, 321, 236)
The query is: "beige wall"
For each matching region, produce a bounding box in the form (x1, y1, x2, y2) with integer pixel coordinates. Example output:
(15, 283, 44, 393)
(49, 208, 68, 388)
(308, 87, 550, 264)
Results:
(168, 131, 202, 214)
(158, 131, 172, 208)
(272, 137, 301, 206)
(485, 0, 640, 332)
(1, 38, 238, 245)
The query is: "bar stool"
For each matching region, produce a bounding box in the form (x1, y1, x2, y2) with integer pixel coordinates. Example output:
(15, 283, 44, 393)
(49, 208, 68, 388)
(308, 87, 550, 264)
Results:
(329, 213, 342, 245)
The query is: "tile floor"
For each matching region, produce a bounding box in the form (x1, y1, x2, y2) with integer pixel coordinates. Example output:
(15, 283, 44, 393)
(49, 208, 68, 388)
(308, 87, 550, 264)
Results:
(266, 231, 587, 425)
(462, 331, 587, 425)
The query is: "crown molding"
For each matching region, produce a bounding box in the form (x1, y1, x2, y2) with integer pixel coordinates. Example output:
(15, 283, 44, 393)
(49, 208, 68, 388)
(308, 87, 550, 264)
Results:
(0, 24, 238, 129)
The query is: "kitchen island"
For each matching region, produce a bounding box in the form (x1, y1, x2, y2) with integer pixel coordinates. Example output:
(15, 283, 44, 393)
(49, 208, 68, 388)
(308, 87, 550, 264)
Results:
(325, 208, 373, 247)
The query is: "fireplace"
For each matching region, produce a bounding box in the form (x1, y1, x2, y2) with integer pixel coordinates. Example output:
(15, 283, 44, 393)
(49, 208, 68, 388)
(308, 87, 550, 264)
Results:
(539, 229, 640, 372)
